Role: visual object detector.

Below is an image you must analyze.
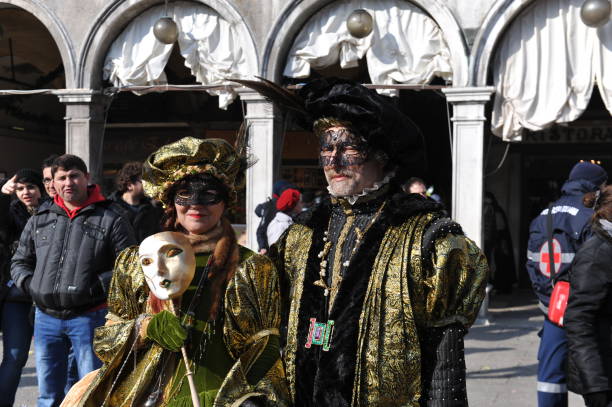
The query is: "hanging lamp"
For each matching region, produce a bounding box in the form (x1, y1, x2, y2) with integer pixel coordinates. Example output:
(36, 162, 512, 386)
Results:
(580, 0, 611, 27)
(153, 0, 178, 44)
(346, 9, 374, 38)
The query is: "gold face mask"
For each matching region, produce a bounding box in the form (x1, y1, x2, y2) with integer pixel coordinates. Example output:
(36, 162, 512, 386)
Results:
(139, 232, 196, 300)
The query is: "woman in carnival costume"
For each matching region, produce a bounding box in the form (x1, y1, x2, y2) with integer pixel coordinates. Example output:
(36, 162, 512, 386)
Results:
(66, 137, 289, 407)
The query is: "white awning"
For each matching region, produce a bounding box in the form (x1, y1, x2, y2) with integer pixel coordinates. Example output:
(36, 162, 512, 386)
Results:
(283, 0, 452, 97)
(103, 1, 250, 109)
(492, 0, 612, 141)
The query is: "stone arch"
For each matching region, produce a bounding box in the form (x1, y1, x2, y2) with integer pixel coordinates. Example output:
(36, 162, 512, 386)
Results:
(261, 0, 469, 86)
(77, 0, 259, 89)
(0, 0, 76, 87)
(469, 0, 537, 86)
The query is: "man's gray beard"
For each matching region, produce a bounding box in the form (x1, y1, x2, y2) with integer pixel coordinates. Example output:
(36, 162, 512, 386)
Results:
(327, 177, 359, 197)
(326, 171, 395, 205)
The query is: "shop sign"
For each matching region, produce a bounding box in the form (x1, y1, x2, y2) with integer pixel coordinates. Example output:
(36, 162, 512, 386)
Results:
(524, 124, 612, 143)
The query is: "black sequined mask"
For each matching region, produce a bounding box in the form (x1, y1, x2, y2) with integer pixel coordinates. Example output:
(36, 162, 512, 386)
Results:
(319, 127, 369, 168)
(174, 180, 226, 206)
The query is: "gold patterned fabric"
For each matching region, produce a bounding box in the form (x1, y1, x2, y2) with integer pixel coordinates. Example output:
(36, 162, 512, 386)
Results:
(142, 137, 243, 206)
(272, 202, 488, 407)
(74, 246, 290, 407)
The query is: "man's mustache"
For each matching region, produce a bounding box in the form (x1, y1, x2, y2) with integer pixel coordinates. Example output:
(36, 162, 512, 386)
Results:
(328, 170, 354, 178)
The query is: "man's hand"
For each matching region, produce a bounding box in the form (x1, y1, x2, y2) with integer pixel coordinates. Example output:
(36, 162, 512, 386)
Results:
(1, 175, 17, 195)
(259, 248, 268, 255)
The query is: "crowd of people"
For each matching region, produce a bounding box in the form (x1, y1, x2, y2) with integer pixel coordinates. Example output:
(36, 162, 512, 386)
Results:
(3, 76, 610, 407)
(0, 155, 165, 407)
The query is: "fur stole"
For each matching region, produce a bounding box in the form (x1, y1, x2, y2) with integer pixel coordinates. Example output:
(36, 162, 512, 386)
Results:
(148, 217, 239, 321)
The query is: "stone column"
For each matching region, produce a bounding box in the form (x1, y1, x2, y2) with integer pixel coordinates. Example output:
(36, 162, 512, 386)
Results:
(441, 87, 494, 248)
(241, 92, 284, 251)
(57, 90, 110, 185)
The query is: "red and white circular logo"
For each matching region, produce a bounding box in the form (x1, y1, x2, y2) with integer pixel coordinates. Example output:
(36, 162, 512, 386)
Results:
(538, 239, 562, 278)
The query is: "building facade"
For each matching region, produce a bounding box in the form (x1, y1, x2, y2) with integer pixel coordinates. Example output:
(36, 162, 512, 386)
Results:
(0, 0, 610, 269)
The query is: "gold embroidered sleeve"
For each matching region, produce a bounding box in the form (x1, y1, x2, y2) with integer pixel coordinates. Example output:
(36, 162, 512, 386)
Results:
(424, 234, 489, 328)
(94, 246, 149, 363)
(268, 227, 295, 322)
(217, 253, 290, 406)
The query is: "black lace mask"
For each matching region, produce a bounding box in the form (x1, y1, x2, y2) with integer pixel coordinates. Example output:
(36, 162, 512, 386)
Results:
(319, 127, 369, 167)
(173, 179, 227, 206)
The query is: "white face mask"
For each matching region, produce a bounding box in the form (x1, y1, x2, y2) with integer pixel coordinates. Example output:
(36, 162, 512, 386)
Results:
(139, 232, 196, 300)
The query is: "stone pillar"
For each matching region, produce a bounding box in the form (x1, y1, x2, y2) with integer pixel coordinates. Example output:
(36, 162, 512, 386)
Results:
(57, 90, 110, 185)
(241, 92, 284, 251)
(441, 87, 494, 248)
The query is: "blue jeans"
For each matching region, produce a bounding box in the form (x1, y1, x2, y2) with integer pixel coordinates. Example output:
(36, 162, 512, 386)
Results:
(34, 308, 106, 407)
(65, 347, 79, 394)
(537, 318, 568, 407)
(0, 301, 33, 407)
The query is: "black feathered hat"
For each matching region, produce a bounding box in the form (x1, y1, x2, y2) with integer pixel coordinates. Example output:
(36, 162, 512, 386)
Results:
(231, 76, 426, 181)
(298, 77, 425, 177)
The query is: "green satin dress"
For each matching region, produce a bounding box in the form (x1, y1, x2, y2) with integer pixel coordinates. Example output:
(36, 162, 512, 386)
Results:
(75, 245, 290, 407)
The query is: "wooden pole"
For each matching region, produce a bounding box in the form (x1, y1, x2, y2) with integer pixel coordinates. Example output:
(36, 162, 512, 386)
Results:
(168, 301, 201, 407)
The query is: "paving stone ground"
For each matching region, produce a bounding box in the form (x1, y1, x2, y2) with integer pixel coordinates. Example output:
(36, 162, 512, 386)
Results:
(466, 288, 583, 406)
(6, 289, 585, 406)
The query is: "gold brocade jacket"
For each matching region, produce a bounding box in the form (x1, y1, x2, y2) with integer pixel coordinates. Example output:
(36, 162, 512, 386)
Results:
(272, 198, 488, 407)
(75, 246, 290, 407)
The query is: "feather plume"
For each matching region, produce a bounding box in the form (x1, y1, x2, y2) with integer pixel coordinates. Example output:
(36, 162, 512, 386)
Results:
(234, 120, 249, 160)
(229, 76, 307, 117)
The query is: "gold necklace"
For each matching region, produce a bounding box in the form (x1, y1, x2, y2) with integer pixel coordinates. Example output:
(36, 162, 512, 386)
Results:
(313, 202, 386, 298)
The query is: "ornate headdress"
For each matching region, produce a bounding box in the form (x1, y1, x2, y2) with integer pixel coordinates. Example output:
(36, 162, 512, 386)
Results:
(231, 77, 425, 180)
(142, 137, 245, 207)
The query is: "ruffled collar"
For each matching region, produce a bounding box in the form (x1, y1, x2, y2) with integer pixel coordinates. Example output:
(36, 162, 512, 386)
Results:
(327, 171, 394, 206)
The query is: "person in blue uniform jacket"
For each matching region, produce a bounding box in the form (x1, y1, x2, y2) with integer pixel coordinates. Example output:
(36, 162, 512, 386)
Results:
(526, 161, 607, 407)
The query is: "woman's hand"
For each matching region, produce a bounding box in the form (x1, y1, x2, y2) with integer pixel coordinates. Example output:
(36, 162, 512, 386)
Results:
(145, 310, 187, 352)
(1, 175, 17, 195)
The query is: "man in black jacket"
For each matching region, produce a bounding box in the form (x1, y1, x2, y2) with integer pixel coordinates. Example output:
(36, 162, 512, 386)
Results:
(11, 154, 136, 407)
(108, 161, 163, 243)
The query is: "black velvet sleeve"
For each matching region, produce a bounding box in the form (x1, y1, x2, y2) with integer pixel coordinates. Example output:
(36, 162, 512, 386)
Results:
(420, 323, 468, 407)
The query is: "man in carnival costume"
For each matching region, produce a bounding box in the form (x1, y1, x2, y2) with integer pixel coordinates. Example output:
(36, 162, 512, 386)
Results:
(235, 77, 488, 406)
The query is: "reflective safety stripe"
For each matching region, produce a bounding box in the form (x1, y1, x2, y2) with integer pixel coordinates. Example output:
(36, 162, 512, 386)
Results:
(526, 250, 575, 263)
(537, 381, 567, 393)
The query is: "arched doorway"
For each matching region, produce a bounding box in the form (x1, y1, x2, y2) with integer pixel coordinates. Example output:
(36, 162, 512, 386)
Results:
(93, 1, 256, 227)
(474, 0, 612, 289)
(0, 4, 67, 176)
(264, 0, 465, 210)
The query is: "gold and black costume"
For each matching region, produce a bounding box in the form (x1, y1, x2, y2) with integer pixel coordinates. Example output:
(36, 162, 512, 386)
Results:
(232, 76, 489, 406)
(271, 185, 488, 406)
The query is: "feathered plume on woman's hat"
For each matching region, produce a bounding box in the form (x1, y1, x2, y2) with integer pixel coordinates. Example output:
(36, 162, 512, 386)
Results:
(142, 137, 247, 207)
(231, 76, 426, 180)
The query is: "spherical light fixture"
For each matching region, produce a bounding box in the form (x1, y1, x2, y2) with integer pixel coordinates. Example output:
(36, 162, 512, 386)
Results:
(580, 0, 611, 27)
(346, 9, 374, 38)
(154, 17, 178, 44)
